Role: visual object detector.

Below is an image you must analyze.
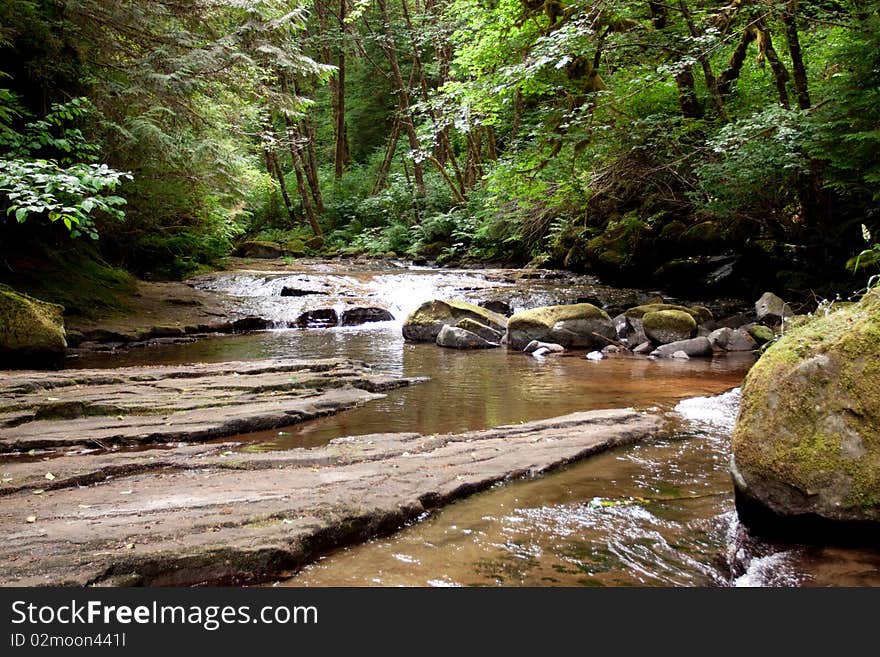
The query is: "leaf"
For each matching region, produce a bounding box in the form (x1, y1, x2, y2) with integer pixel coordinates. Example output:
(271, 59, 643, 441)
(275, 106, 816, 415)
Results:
(33, 489, 45, 495)
(119, 490, 133, 495)
(26, 516, 36, 523)
(44, 472, 56, 481)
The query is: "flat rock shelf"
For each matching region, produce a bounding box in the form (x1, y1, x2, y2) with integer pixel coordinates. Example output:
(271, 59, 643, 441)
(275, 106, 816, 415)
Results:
(0, 408, 661, 586)
(0, 358, 423, 452)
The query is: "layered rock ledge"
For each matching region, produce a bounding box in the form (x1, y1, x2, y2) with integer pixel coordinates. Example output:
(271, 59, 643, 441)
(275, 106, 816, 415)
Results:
(0, 408, 660, 586)
(0, 358, 422, 452)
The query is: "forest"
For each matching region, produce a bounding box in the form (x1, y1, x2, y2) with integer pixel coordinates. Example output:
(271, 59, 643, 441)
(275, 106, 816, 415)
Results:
(1, 0, 879, 298)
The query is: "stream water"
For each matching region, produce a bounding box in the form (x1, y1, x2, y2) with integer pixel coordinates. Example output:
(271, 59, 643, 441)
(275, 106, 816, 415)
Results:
(69, 260, 880, 587)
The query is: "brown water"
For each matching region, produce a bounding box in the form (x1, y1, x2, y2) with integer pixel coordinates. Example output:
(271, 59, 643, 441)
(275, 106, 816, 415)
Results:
(66, 263, 880, 586)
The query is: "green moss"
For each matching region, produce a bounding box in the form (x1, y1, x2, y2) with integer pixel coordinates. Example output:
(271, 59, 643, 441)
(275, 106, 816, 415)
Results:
(642, 309, 696, 339)
(509, 303, 608, 329)
(733, 289, 880, 515)
(747, 324, 775, 345)
(625, 303, 705, 323)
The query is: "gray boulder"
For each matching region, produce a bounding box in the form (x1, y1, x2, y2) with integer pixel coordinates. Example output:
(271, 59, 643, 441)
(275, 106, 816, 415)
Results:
(506, 303, 614, 351)
(650, 336, 713, 358)
(523, 340, 565, 354)
(436, 325, 499, 349)
(236, 240, 283, 259)
(403, 300, 508, 342)
(755, 292, 793, 326)
(456, 318, 503, 343)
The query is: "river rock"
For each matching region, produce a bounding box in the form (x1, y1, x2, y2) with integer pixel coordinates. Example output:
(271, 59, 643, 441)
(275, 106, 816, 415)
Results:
(478, 300, 512, 317)
(456, 318, 503, 343)
(403, 300, 508, 342)
(436, 325, 499, 349)
(731, 289, 880, 534)
(672, 351, 689, 360)
(624, 303, 708, 323)
(642, 310, 697, 345)
(523, 340, 565, 354)
(506, 303, 614, 351)
(650, 336, 713, 358)
(295, 309, 338, 328)
(708, 327, 758, 352)
(235, 240, 283, 259)
(747, 324, 775, 345)
(341, 307, 394, 326)
(755, 292, 792, 326)
(280, 287, 328, 297)
(0, 285, 67, 369)
(613, 313, 648, 346)
(632, 341, 654, 355)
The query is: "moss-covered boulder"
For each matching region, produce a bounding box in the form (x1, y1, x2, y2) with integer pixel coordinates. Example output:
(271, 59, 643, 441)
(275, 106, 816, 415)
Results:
(642, 310, 697, 345)
(0, 286, 67, 369)
(747, 324, 775, 345)
(731, 289, 880, 534)
(624, 303, 711, 324)
(506, 303, 614, 351)
(403, 300, 508, 343)
(236, 241, 283, 259)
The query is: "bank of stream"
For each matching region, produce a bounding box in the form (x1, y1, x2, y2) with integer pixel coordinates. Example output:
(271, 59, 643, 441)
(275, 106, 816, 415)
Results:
(36, 260, 880, 585)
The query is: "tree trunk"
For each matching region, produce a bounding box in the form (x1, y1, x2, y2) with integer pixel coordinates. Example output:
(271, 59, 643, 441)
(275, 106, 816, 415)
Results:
(264, 143, 297, 225)
(718, 26, 757, 96)
(377, 0, 425, 193)
(286, 75, 325, 214)
(678, 0, 727, 120)
(334, 0, 351, 176)
(675, 68, 703, 119)
(782, 0, 811, 110)
(756, 23, 791, 109)
(373, 116, 401, 194)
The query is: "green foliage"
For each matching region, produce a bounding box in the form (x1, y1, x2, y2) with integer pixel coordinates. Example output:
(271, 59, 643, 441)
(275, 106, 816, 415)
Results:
(0, 97, 131, 239)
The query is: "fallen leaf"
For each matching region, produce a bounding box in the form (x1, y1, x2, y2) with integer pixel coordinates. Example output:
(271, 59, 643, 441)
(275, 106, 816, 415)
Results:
(119, 490, 133, 495)
(33, 489, 44, 495)
(25, 516, 36, 523)
(125, 543, 135, 550)
(1, 477, 12, 483)
(44, 472, 56, 481)
(78, 504, 92, 509)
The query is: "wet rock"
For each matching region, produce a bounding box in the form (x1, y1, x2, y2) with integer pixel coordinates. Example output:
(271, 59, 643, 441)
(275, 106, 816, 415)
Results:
(523, 340, 565, 354)
(613, 313, 649, 346)
(650, 336, 713, 358)
(506, 303, 615, 351)
(0, 285, 67, 370)
(341, 307, 394, 326)
(755, 292, 792, 326)
(585, 351, 604, 361)
(0, 358, 423, 452)
(0, 408, 661, 586)
(478, 300, 512, 317)
(235, 240, 283, 259)
(717, 312, 754, 329)
(232, 316, 272, 332)
(672, 351, 690, 360)
(403, 300, 507, 343)
(436, 325, 499, 349)
(643, 310, 697, 345)
(296, 309, 338, 328)
(732, 289, 880, 535)
(632, 341, 654, 355)
(280, 287, 329, 297)
(455, 318, 502, 343)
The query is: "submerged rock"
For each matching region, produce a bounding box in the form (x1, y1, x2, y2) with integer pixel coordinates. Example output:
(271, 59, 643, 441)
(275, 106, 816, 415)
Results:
(732, 289, 880, 536)
(436, 325, 499, 349)
(0, 285, 67, 369)
(403, 299, 507, 342)
(506, 303, 614, 351)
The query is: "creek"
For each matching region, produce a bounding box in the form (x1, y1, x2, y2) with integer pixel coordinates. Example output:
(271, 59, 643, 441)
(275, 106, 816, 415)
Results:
(68, 260, 880, 586)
